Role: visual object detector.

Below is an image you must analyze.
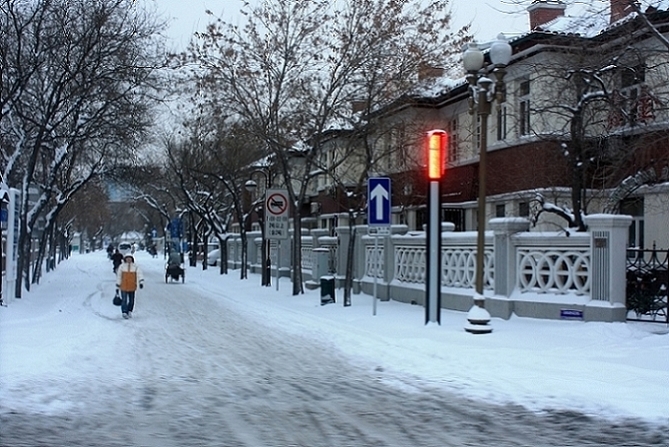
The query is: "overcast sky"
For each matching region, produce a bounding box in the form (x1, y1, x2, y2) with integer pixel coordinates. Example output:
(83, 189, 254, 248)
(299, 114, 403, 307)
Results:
(149, 0, 532, 51)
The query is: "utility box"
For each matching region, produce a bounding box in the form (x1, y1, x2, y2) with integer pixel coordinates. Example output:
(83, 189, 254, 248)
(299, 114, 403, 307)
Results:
(320, 276, 335, 305)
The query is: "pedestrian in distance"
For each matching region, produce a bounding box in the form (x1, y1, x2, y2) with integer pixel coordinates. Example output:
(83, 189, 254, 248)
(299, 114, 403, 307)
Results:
(115, 254, 144, 319)
(111, 249, 124, 274)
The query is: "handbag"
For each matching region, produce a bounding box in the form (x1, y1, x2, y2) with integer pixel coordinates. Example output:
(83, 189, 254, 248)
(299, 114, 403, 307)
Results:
(113, 290, 122, 306)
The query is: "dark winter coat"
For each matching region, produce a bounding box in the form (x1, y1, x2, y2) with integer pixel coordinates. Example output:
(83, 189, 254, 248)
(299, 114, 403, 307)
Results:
(111, 251, 124, 268)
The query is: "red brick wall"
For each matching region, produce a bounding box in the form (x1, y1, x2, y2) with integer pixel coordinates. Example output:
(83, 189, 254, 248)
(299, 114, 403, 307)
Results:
(529, 6, 565, 29)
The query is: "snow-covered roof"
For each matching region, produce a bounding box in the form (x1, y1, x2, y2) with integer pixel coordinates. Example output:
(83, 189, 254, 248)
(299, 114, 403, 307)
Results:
(325, 1, 669, 129)
(533, 0, 669, 38)
(536, 13, 612, 38)
(413, 76, 463, 98)
(421, 0, 669, 100)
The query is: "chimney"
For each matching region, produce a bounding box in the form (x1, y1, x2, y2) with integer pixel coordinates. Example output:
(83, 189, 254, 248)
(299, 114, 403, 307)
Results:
(418, 63, 444, 81)
(527, 0, 566, 30)
(611, 0, 637, 24)
(351, 100, 367, 114)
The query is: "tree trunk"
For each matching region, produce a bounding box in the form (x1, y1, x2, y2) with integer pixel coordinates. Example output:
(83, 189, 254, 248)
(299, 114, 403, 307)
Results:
(239, 230, 248, 280)
(291, 213, 304, 295)
(218, 236, 227, 275)
(570, 112, 587, 231)
(343, 218, 356, 307)
(189, 214, 197, 267)
(201, 226, 208, 271)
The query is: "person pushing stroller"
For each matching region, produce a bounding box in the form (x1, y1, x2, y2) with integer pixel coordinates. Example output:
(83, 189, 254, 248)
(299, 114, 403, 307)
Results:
(165, 251, 185, 282)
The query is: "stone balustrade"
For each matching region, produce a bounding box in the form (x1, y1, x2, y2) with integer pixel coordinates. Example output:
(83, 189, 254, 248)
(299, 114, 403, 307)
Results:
(227, 214, 631, 322)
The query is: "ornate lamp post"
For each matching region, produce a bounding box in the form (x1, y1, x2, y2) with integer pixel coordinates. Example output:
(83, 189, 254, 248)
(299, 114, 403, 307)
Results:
(245, 169, 273, 287)
(462, 34, 512, 334)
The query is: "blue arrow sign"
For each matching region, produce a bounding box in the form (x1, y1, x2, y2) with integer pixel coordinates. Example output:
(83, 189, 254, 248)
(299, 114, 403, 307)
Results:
(368, 177, 391, 226)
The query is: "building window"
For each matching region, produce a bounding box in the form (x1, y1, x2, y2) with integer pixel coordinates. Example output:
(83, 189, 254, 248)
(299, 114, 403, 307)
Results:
(447, 118, 458, 162)
(392, 127, 407, 168)
(496, 203, 506, 218)
(496, 105, 507, 141)
(519, 79, 530, 136)
(443, 208, 465, 232)
(611, 64, 652, 128)
(519, 201, 530, 217)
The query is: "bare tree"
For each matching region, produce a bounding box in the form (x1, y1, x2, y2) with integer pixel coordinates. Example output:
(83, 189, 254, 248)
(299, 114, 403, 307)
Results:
(185, 0, 469, 295)
(1, 0, 167, 296)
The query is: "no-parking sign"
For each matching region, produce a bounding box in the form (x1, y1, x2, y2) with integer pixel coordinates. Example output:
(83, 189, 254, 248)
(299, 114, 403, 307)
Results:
(265, 189, 289, 240)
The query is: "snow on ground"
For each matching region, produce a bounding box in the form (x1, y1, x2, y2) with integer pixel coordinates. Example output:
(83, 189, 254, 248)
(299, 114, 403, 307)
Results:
(1, 250, 668, 425)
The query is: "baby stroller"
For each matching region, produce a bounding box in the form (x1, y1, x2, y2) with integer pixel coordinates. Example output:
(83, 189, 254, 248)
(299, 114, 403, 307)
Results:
(165, 252, 185, 283)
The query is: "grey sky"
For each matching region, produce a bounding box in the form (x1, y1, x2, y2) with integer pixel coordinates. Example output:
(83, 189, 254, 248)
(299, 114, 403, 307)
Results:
(150, 0, 531, 50)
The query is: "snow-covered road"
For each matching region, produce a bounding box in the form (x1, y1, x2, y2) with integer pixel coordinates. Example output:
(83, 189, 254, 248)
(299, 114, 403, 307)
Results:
(1, 252, 667, 446)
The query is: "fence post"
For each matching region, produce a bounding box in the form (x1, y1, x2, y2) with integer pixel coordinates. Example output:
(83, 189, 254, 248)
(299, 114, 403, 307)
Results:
(335, 225, 349, 280)
(246, 231, 260, 271)
(584, 214, 632, 322)
(234, 235, 242, 269)
(227, 235, 237, 269)
(354, 225, 367, 283)
(377, 224, 408, 301)
(489, 218, 530, 297)
(488, 218, 529, 319)
(311, 229, 328, 248)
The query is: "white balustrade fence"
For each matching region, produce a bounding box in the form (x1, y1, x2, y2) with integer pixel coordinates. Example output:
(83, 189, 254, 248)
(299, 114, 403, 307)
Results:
(301, 236, 314, 271)
(516, 243, 590, 295)
(225, 215, 631, 322)
(318, 236, 338, 273)
(365, 244, 384, 279)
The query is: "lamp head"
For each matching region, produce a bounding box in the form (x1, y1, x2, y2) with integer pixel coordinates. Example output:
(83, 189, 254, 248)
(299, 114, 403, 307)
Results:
(490, 34, 512, 66)
(463, 42, 484, 73)
(244, 179, 258, 192)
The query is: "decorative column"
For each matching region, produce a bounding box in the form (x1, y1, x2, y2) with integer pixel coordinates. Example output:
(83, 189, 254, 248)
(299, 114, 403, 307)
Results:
(335, 223, 348, 276)
(584, 213, 632, 322)
(488, 217, 530, 319)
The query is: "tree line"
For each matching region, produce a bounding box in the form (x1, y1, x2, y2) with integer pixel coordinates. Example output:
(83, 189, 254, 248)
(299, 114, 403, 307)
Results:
(4, 0, 669, 301)
(1, 0, 167, 296)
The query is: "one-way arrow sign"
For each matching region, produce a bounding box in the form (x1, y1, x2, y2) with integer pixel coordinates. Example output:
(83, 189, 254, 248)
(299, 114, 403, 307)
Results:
(368, 177, 391, 226)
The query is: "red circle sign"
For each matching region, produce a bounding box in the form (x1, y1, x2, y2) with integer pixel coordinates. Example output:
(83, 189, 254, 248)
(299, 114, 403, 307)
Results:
(266, 192, 288, 216)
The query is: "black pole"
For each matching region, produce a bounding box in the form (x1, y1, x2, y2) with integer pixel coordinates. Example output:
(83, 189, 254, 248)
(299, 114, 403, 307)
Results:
(262, 172, 272, 286)
(260, 205, 269, 286)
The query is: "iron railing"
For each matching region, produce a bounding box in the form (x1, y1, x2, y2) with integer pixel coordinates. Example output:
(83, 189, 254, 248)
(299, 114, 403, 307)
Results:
(626, 245, 669, 323)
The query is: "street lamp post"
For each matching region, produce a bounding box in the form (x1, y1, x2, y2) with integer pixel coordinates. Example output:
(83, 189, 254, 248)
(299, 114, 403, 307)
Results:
(245, 169, 273, 287)
(462, 35, 512, 334)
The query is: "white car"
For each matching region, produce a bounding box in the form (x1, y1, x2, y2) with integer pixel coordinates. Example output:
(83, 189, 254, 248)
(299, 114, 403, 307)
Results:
(207, 249, 220, 266)
(118, 242, 133, 256)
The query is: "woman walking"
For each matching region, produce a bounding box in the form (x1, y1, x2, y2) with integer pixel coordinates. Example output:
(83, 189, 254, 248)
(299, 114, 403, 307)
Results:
(115, 254, 144, 319)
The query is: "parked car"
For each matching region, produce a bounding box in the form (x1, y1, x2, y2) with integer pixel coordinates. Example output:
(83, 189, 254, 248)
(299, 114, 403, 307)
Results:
(118, 242, 132, 256)
(207, 249, 220, 266)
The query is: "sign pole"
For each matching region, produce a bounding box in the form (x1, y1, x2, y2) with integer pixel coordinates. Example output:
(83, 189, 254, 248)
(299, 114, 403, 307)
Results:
(373, 232, 378, 316)
(276, 240, 280, 291)
(367, 177, 391, 315)
(264, 188, 289, 292)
